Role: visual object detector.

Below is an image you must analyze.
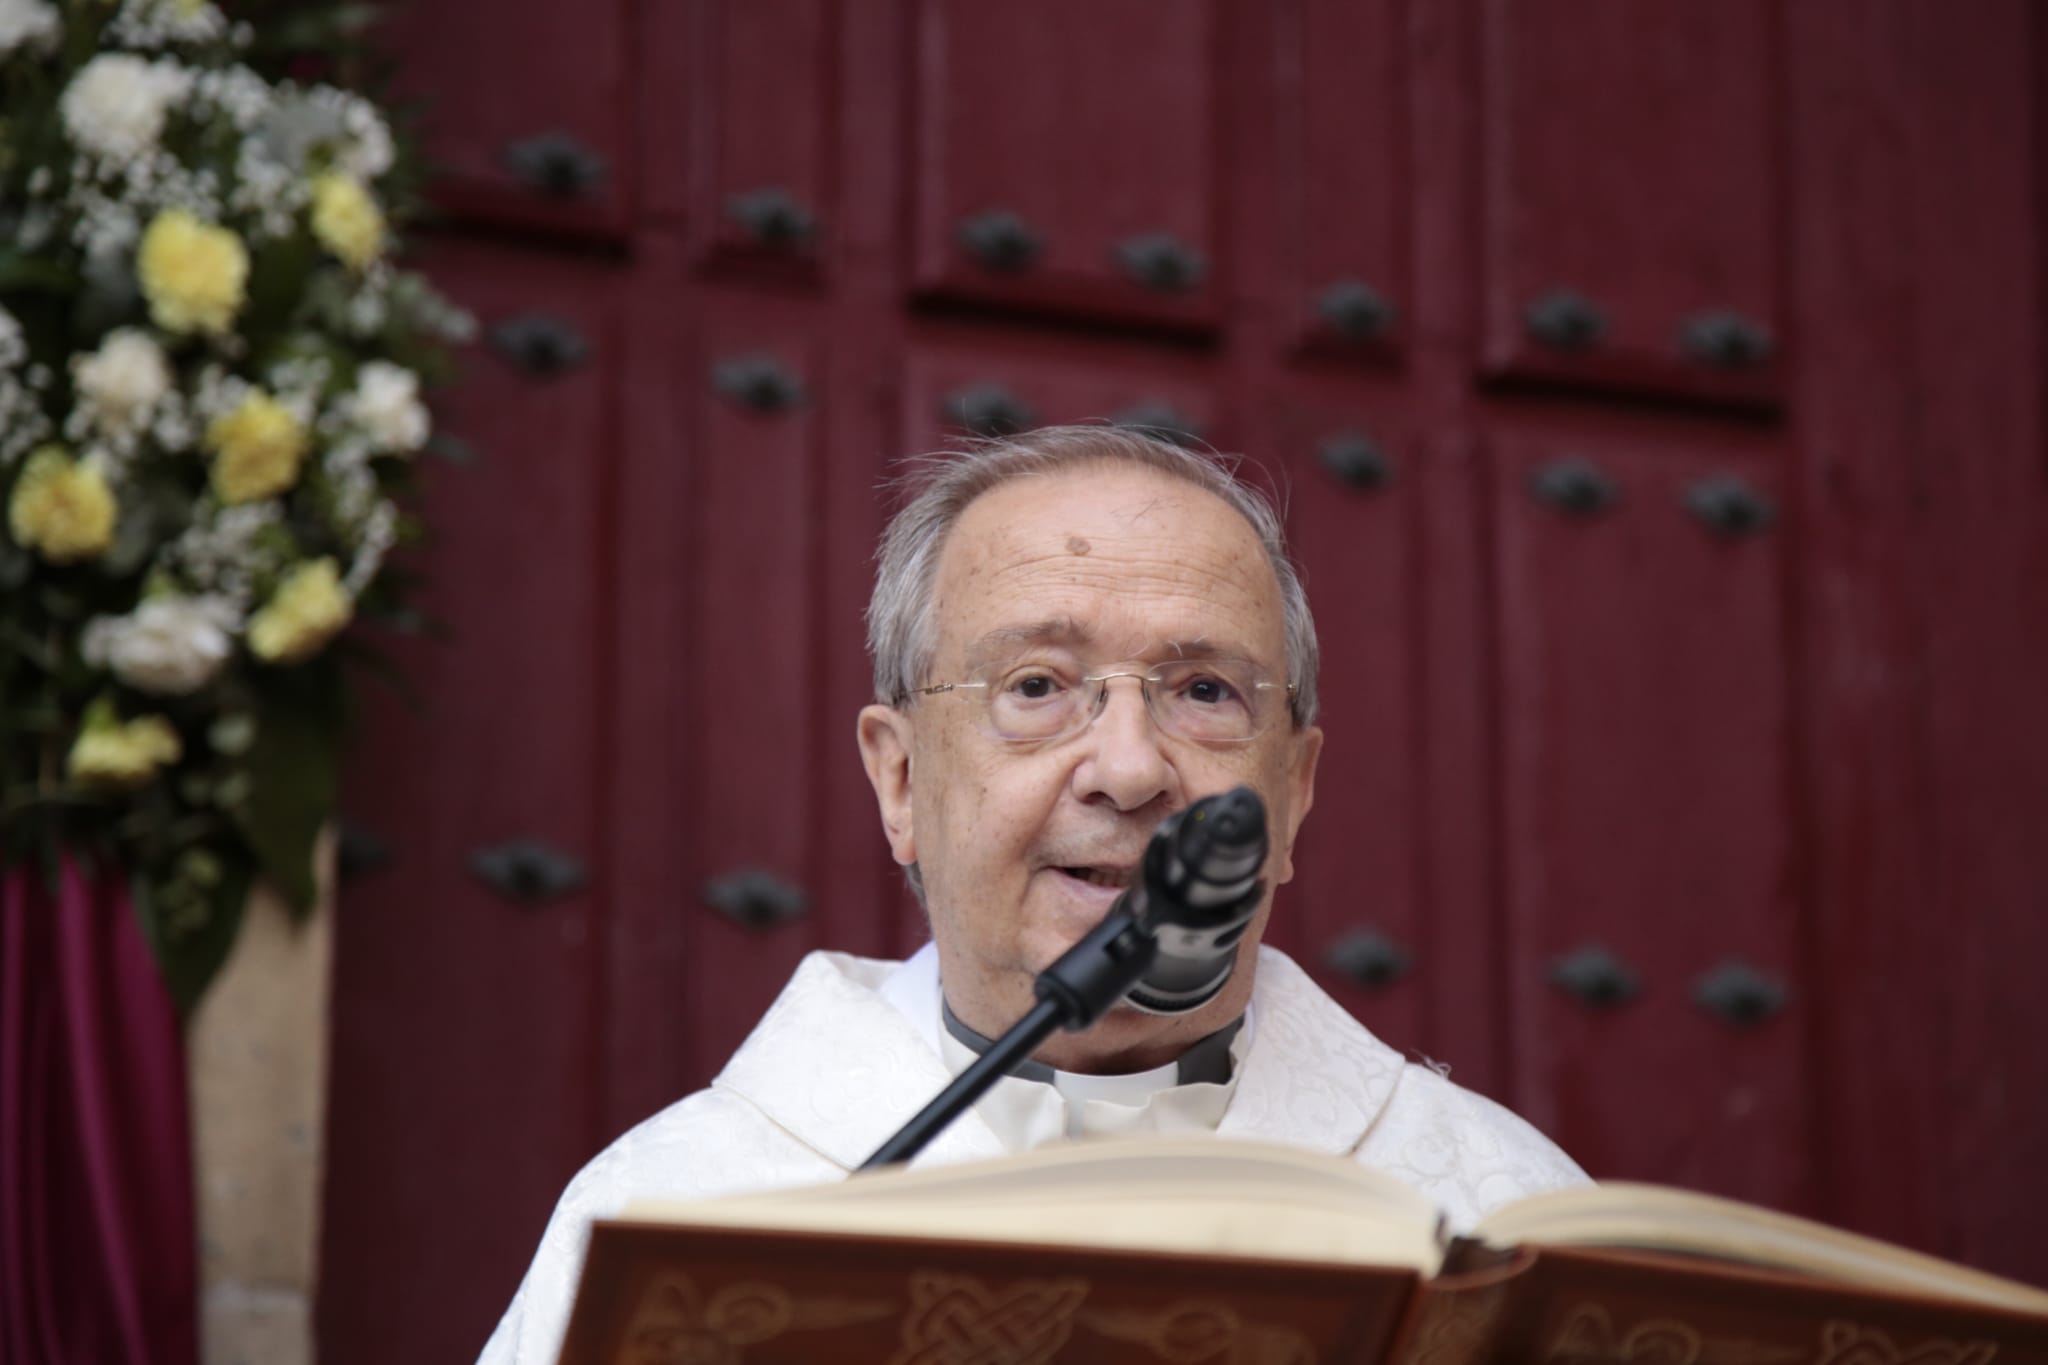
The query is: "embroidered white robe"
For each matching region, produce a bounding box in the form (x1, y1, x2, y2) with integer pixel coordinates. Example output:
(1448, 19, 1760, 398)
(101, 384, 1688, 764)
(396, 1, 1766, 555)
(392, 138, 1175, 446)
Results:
(476, 945, 1589, 1365)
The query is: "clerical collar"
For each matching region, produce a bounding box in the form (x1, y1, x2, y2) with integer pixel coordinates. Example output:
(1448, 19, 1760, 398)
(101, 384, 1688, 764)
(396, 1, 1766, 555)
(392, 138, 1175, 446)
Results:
(939, 996, 1243, 1088)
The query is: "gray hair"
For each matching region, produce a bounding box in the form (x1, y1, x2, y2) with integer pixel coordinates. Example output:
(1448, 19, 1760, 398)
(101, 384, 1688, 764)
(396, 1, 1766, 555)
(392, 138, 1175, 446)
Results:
(866, 424, 1321, 727)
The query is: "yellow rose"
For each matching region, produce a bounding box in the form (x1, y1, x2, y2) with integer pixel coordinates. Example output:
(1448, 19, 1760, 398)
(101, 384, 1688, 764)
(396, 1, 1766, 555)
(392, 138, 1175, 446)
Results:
(248, 558, 353, 664)
(310, 171, 386, 270)
(8, 445, 117, 563)
(68, 705, 182, 789)
(205, 390, 308, 504)
(137, 209, 249, 336)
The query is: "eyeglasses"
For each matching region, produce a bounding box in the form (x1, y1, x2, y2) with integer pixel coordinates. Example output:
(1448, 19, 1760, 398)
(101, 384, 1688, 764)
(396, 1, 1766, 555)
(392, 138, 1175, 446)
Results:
(910, 658, 1295, 746)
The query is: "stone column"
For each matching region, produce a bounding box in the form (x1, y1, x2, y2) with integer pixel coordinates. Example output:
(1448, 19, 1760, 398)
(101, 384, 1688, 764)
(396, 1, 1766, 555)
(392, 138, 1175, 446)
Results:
(186, 842, 334, 1365)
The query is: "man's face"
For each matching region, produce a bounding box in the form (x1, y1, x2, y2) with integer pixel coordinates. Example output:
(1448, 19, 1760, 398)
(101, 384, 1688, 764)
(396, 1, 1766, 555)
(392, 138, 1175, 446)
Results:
(858, 463, 1322, 1073)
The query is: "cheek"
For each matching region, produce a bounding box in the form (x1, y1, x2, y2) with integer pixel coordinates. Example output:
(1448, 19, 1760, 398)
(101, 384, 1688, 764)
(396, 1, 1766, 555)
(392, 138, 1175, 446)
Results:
(921, 749, 1065, 887)
(915, 739, 1014, 869)
(1243, 752, 1309, 873)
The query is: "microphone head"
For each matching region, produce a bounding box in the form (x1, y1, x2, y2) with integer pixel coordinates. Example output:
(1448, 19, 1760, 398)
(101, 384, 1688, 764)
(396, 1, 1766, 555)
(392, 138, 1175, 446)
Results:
(1124, 785, 1270, 1016)
(1170, 786, 1266, 906)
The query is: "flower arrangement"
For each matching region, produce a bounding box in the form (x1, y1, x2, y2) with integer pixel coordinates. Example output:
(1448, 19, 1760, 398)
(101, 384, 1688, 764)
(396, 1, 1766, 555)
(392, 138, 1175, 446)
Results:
(1, 0, 470, 1010)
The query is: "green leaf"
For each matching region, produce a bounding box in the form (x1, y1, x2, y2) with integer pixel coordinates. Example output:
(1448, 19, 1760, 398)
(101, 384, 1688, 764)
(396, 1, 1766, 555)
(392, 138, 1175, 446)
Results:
(69, 249, 141, 340)
(233, 667, 343, 915)
(243, 231, 320, 339)
(134, 850, 252, 1020)
(0, 249, 76, 294)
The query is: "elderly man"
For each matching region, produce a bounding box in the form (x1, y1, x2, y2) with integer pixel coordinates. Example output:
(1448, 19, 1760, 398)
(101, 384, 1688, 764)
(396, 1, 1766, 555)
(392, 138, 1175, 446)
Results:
(477, 425, 1587, 1365)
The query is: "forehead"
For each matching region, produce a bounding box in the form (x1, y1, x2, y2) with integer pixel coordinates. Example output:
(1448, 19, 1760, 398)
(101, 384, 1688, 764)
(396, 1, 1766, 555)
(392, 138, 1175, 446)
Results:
(929, 463, 1288, 666)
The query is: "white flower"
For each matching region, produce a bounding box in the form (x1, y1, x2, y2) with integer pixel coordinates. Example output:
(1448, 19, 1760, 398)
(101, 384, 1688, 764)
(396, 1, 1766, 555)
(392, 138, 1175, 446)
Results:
(0, 304, 24, 368)
(334, 95, 394, 181)
(72, 328, 172, 435)
(0, 0, 60, 57)
(161, 498, 281, 605)
(345, 499, 398, 595)
(81, 595, 240, 695)
(61, 54, 192, 164)
(344, 361, 428, 454)
(192, 64, 270, 131)
(0, 306, 46, 467)
(105, 0, 227, 49)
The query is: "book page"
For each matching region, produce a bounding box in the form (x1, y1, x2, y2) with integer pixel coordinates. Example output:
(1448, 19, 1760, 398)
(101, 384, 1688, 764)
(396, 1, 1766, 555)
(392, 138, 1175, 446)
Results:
(1475, 1182, 2048, 1315)
(622, 1136, 1448, 1270)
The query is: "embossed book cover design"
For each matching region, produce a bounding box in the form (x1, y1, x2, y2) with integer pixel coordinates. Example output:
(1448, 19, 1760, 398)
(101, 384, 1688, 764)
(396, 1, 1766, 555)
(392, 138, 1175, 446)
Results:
(551, 1137, 2048, 1365)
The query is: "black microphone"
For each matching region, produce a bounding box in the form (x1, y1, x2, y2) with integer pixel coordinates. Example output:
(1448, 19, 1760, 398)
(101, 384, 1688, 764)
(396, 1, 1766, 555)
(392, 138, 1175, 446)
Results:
(861, 785, 1271, 1169)
(1118, 785, 1268, 1016)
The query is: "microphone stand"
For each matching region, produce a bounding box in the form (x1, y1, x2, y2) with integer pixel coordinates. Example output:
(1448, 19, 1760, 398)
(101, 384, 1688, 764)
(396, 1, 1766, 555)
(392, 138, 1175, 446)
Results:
(858, 905, 1158, 1171)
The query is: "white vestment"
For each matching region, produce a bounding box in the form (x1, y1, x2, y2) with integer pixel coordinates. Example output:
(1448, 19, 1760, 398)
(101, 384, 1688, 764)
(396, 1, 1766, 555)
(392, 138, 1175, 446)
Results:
(477, 944, 1589, 1365)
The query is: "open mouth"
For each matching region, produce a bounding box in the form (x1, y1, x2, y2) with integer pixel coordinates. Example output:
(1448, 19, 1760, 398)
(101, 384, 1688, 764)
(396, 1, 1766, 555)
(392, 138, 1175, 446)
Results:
(1059, 866, 1135, 890)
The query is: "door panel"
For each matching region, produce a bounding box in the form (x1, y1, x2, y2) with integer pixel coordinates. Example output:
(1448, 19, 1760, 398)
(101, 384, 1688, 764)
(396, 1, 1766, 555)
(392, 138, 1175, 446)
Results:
(1489, 431, 1813, 1209)
(1258, 390, 1423, 1043)
(322, 240, 625, 1362)
(909, 0, 1226, 332)
(674, 302, 841, 1083)
(1275, 0, 1408, 360)
(379, 0, 631, 239)
(644, 0, 840, 282)
(1478, 0, 1785, 409)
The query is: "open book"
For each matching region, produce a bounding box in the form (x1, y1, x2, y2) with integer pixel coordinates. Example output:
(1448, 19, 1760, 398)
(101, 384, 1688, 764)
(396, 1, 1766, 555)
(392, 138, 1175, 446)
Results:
(558, 1137, 2048, 1365)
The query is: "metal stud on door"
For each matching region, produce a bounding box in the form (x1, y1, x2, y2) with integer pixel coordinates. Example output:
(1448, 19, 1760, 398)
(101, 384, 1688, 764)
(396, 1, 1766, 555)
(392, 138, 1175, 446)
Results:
(1116, 232, 1207, 293)
(712, 356, 807, 414)
(1549, 944, 1643, 1010)
(1693, 960, 1788, 1028)
(1318, 433, 1396, 492)
(1684, 475, 1776, 540)
(503, 131, 606, 199)
(703, 869, 809, 931)
(490, 314, 591, 376)
(1680, 311, 1774, 370)
(1316, 280, 1397, 343)
(1529, 458, 1619, 518)
(470, 839, 588, 905)
(1324, 928, 1412, 992)
(958, 210, 1045, 273)
(1524, 290, 1608, 351)
(942, 384, 1037, 439)
(725, 187, 818, 249)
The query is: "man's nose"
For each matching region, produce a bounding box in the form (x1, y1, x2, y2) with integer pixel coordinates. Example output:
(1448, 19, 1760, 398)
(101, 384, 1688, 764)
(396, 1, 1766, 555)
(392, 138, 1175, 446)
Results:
(1072, 675, 1175, 812)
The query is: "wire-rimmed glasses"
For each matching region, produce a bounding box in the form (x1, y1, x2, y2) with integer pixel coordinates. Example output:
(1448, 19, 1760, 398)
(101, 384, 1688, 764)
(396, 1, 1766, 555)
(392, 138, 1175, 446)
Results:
(911, 657, 1295, 746)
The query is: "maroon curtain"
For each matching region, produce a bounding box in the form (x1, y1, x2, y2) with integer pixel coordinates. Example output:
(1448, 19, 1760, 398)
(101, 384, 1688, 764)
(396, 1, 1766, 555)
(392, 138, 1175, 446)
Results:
(1, 856, 199, 1365)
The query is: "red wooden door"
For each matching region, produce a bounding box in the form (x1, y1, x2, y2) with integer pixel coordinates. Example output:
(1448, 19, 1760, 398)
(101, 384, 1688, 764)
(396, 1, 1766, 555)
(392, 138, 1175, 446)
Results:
(324, 239, 632, 1363)
(325, 4, 2048, 1358)
(1488, 425, 1811, 1210)
(1256, 389, 1427, 1045)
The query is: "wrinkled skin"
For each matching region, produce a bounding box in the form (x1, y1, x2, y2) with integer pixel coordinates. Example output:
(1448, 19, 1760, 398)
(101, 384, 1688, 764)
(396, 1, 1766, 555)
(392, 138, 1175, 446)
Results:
(858, 464, 1322, 1074)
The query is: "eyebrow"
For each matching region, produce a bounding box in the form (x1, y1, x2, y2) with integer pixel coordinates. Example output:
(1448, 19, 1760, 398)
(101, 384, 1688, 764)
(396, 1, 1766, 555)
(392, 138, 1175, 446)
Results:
(961, 619, 1256, 666)
(962, 618, 1093, 666)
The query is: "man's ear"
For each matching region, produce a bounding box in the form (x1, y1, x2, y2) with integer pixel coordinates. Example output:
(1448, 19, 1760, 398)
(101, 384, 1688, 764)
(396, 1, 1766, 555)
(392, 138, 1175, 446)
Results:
(857, 704, 917, 866)
(1272, 725, 1323, 884)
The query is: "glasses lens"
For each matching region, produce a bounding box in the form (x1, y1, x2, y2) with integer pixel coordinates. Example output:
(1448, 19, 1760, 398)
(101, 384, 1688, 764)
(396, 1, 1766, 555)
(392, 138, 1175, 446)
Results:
(983, 661, 1088, 740)
(1150, 659, 1268, 742)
